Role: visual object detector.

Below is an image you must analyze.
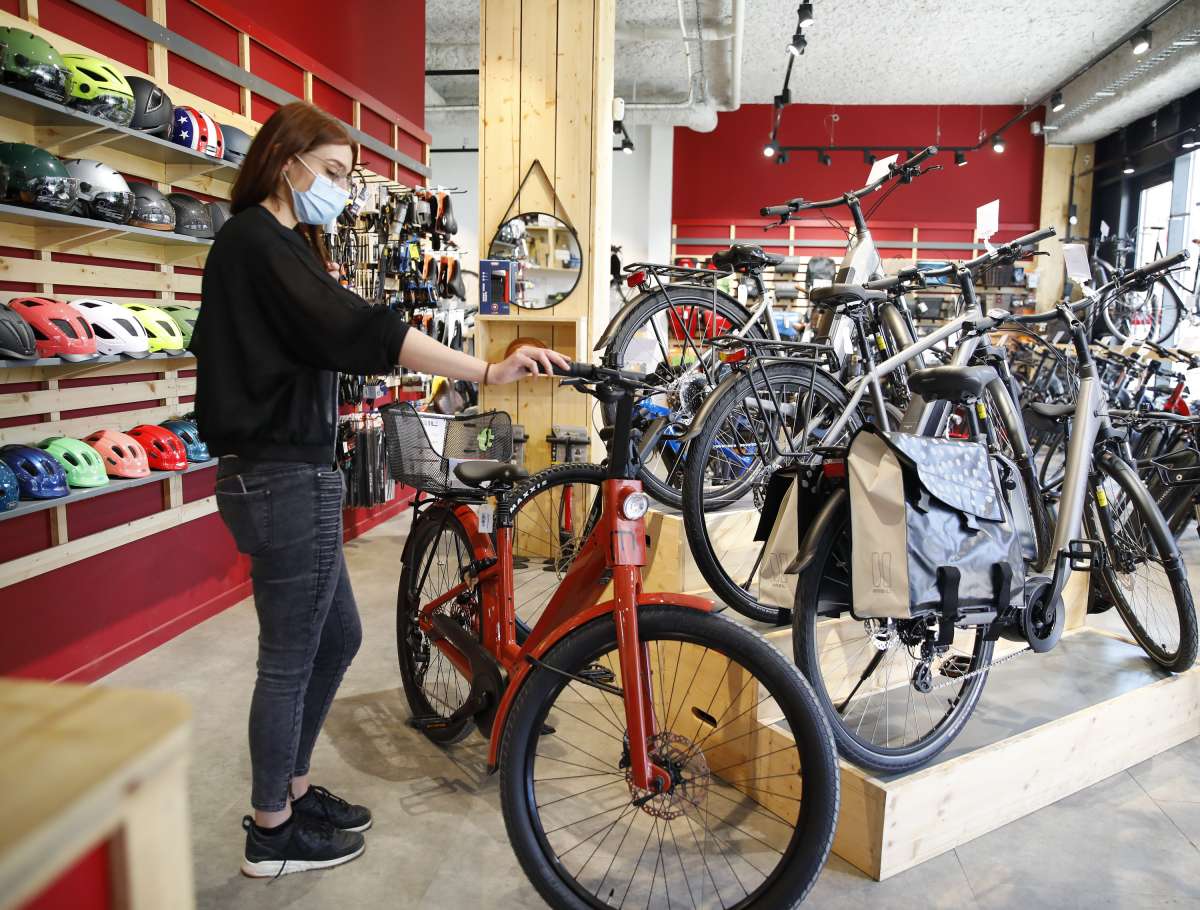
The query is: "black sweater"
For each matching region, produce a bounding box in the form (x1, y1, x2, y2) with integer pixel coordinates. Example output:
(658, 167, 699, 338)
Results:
(191, 205, 409, 463)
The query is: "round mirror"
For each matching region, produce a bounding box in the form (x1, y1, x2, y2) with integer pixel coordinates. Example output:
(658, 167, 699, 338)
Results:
(488, 212, 582, 310)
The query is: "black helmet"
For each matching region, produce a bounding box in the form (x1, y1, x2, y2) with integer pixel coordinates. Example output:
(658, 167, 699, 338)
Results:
(126, 76, 173, 138)
(0, 142, 77, 214)
(167, 192, 213, 239)
(128, 182, 175, 231)
(62, 158, 134, 223)
(219, 123, 251, 165)
(0, 302, 37, 359)
(207, 199, 231, 233)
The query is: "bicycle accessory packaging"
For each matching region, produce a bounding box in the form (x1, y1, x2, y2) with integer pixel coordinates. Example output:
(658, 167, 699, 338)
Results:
(167, 192, 214, 238)
(128, 182, 175, 231)
(0, 460, 18, 510)
(127, 424, 187, 471)
(126, 76, 173, 137)
(160, 418, 209, 462)
(0, 142, 78, 214)
(219, 123, 251, 164)
(847, 428, 1026, 620)
(62, 158, 135, 223)
(121, 302, 186, 353)
(69, 298, 151, 358)
(9, 296, 97, 361)
(0, 28, 69, 104)
(61, 54, 135, 126)
(84, 428, 150, 478)
(160, 304, 198, 348)
(0, 444, 69, 500)
(38, 436, 109, 488)
(0, 302, 38, 360)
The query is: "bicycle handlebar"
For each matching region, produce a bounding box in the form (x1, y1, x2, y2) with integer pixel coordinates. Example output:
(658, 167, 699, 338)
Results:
(863, 226, 1056, 292)
(553, 362, 652, 387)
(1117, 249, 1189, 288)
(759, 145, 938, 217)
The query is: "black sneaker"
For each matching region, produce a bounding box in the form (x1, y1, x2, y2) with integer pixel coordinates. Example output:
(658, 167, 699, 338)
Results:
(291, 784, 373, 833)
(240, 814, 365, 878)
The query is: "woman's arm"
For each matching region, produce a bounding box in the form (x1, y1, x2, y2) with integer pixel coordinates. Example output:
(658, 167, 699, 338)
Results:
(397, 329, 570, 385)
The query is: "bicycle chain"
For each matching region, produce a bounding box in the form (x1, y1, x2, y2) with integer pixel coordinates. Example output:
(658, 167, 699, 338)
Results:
(927, 643, 1033, 692)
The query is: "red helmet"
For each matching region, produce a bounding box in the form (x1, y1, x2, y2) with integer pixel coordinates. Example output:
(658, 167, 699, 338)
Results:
(84, 429, 150, 478)
(8, 296, 98, 361)
(127, 424, 187, 471)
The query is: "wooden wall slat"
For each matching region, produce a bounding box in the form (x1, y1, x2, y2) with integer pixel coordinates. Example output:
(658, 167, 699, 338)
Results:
(0, 378, 194, 420)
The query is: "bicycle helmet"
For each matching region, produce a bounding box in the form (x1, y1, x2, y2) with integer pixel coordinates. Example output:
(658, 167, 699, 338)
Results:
(9, 296, 97, 361)
(170, 107, 223, 158)
(61, 54, 134, 126)
(0, 302, 37, 359)
(0, 143, 78, 214)
(208, 200, 231, 233)
(167, 192, 214, 239)
(0, 28, 69, 104)
(128, 182, 175, 231)
(120, 302, 185, 353)
(126, 76, 173, 138)
(0, 460, 18, 510)
(160, 418, 209, 462)
(0, 444, 69, 499)
(160, 304, 198, 348)
(220, 123, 251, 165)
(62, 158, 135, 223)
(69, 298, 150, 358)
(127, 424, 187, 471)
(38, 436, 108, 488)
(84, 428, 149, 478)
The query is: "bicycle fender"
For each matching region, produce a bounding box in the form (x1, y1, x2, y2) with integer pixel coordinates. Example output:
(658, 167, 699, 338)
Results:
(486, 592, 713, 771)
(786, 486, 848, 577)
(400, 501, 490, 569)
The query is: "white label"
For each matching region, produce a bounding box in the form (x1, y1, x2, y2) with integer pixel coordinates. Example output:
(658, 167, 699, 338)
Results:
(417, 413, 449, 455)
(1063, 243, 1092, 283)
(477, 503, 495, 534)
(866, 153, 899, 184)
(1100, 220, 1110, 241)
(1186, 367, 1200, 400)
(976, 199, 1000, 241)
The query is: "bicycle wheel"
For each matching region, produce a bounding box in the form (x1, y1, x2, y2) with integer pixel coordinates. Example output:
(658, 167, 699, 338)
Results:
(681, 361, 858, 625)
(396, 504, 478, 745)
(511, 464, 605, 633)
(499, 605, 839, 910)
(791, 503, 995, 773)
(602, 286, 764, 509)
(1102, 280, 1184, 344)
(1085, 452, 1198, 671)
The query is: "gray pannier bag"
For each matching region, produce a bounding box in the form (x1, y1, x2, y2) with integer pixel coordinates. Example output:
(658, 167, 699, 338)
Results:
(848, 428, 1025, 621)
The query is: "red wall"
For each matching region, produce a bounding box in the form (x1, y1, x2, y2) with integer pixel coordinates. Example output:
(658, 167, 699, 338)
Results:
(674, 104, 1044, 235)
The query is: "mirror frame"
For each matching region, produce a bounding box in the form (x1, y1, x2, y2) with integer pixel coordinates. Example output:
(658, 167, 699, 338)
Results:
(487, 211, 583, 310)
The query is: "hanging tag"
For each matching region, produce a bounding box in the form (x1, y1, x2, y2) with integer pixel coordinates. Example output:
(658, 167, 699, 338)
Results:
(976, 199, 999, 252)
(1062, 243, 1092, 284)
(866, 153, 898, 184)
(477, 502, 495, 534)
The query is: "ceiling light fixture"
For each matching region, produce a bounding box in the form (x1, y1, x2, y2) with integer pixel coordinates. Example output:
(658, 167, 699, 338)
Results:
(763, 142, 778, 157)
(621, 137, 634, 155)
(788, 31, 807, 56)
(955, 150, 968, 167)
(1181, 129, 1198, 150)
(818, 150, 831, 166)
(1131, 28, 1151, 55)
(1050, 91, 1065, 113)
(1122, 157, 1135, 175)
(991, 135, 1006, 153)
(776, 151, 789, 165)
(797, 2, 814, 27)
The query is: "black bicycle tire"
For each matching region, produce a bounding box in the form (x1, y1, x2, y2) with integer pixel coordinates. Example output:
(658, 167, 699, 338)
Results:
(1102, 279, 1184, 345)
(681, 362, 858, 625)
(498, 605, 839, 910)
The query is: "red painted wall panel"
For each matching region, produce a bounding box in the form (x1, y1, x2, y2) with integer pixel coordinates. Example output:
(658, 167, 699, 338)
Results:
(313, 78, 354, 123)
(674, 104, 1044, 233)
(166, 0, 239, 64)
(0, 0, 20, 15)
(37, 0, 147, 72)
(167, 52, 242, 116)
(249, 40, 303, 99)
(19, 839, 111, 910)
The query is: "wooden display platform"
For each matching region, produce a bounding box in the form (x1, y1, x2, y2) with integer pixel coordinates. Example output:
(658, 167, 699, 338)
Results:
(641, 503, 762, 595)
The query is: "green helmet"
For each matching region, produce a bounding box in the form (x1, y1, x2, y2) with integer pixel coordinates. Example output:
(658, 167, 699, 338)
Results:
(0, 143, 78, 214)
(62, 54, 134, 126)
(0, 28, 68, 105)
(38, 436, 109, 488)
(161, 304, 199, 348)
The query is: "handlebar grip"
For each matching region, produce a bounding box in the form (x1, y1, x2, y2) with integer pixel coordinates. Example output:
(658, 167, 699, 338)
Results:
(903, 145, 938, 168)
(1121, 249, 1190, 287)
(552, 362, 597, 380)
(761, 204, 792, 217)
(864, 275, 901, 291)
(1010, 226, 1057, 248)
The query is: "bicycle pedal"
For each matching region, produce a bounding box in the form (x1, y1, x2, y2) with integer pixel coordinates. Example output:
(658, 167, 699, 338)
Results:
(408, 714, 452, 732)
(578, 663, 616, 686)
(939, 654, 974, 679)
(1068, 538, 1104, 570)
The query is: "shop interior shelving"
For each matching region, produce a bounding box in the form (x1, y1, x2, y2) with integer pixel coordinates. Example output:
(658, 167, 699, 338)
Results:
(0, 351, 194, 370)
(0, 202, 213, 252)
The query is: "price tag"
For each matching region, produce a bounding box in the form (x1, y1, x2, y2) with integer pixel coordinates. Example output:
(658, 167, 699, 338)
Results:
(1063, 243, 1092, 283)
(866, 153, 898, 184)
(975, 199, 999, 243)
(1186, 367, 1200, 401)
(477, 502, 495, 534)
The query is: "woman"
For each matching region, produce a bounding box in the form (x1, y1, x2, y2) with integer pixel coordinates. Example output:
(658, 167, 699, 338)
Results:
(190, 101, 566, 879)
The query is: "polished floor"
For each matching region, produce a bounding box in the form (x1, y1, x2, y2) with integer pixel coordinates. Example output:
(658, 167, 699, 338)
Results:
(102, 513, 1200, 909)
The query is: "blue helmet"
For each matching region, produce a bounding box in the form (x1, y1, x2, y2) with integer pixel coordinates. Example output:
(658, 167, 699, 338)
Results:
(0, 444, 69, 499)
(160, 418, 209, 462)
(0, 460, 18, 510)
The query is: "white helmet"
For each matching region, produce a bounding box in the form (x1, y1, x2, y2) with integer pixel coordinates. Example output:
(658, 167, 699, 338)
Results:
(69, 298, 151, 358)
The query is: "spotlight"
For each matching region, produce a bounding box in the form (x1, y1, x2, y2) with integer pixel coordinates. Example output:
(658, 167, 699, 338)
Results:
(775, 151, 789, 165)
(1122, 157, 1134, 175)
(863, 150, 876, 165)
(1131, 28, 1151, 55)
(955, 150, 967, 167)
(788, 31, 807, 56)
(622, 137, 634, 155)
(764, 141, 779, 157)
(817, 150, 831, 166)
(1050, 91, 1065, 113)
(1182, 129, 1199, 150)
(1069, 204, 1078, 227)
(797, 2, 814, 27)
(991, 135, 1006, 153)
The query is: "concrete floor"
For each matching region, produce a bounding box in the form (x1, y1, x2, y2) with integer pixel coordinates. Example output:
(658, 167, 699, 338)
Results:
(102, 512, 1200, 909)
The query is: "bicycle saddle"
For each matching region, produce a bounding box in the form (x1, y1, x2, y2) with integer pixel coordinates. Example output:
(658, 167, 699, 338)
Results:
(453, 460, 529, 487)
(808, 284, 888, 307)
(712, 244, 784, 273)
(907, 365, 998, 402)
(1026, 401, 1075, 421)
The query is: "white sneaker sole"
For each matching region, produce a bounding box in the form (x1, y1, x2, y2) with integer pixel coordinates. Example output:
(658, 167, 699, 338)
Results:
(344, 818, 372, 833)
(241, 842, 365, 878)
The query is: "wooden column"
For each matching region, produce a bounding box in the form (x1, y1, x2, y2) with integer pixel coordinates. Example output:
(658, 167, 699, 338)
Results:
(1035, 143, 1095, 310)
(477, 0, 616, 472)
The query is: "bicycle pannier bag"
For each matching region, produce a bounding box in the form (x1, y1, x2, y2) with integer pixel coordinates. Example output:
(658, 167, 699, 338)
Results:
(848, 428, 1025, 620)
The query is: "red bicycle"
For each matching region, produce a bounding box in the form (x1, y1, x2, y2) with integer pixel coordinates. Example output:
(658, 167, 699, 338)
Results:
(387, 363, 839, 909)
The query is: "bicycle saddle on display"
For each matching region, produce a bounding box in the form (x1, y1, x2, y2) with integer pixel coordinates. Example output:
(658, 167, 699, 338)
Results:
(808, 284, 888, 307)
(907, 365, 998, 402)
(453, 460, 529, 487)
(711, 244, 784, 273)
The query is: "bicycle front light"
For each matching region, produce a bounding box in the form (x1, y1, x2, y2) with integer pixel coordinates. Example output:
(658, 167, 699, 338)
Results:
(621, 491, 650, 521)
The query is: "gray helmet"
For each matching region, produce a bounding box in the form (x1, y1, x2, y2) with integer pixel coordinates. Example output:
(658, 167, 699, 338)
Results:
(219, 123, 251, 165)
(207, 199, 231, 233)
(62, 158, 134, 223)
(128, 181, 175, 231)
(167, 192, 213, 239)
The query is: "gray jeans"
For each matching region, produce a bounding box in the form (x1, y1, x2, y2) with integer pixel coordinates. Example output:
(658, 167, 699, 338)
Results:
(215, 457, 362, 812)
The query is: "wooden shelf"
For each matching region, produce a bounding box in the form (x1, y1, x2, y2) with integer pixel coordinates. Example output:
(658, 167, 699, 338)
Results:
(0, 459, 216, 523)
(477, 313, 584, 324)
(0, 203, 212, 253)
(0, 352, 194, 371)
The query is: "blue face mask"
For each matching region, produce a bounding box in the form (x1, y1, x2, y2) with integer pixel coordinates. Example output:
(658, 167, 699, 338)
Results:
(286, 155, 350, 226)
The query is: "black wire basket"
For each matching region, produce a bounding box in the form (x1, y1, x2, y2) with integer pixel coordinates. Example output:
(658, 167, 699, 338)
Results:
(381, 403, 513, 496)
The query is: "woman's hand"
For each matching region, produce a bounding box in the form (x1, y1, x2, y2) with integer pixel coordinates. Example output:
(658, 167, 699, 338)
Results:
(488, 345, 571, 384)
